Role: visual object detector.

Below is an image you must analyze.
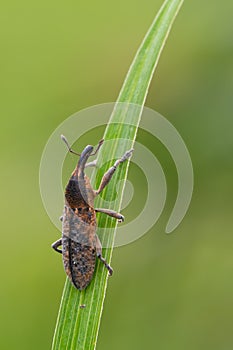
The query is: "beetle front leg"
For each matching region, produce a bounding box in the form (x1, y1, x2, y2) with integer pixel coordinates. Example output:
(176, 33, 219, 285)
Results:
(95, 235, 113, 276)
(52, 238, 62, 254)
(95, 149, 133, 195)
(95, 208, 124, 222)
(85, 159, 97, 168)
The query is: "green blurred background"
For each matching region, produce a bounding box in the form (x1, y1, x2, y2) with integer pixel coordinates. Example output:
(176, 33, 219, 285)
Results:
(1, 0, 233, 349)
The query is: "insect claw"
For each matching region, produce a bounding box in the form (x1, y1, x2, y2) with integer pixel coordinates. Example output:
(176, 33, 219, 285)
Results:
(118, 215, 125, 223)
(108, 267, 113, 276)
(123, 148, 134, 161)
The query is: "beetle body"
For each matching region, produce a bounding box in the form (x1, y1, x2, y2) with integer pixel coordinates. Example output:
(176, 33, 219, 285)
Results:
(52, 137, 133, 290)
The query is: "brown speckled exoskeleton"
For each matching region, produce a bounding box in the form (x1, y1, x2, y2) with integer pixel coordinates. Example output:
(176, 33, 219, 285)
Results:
(52, 135, 133, 290)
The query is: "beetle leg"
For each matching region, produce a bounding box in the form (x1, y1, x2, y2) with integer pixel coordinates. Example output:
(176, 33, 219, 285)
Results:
(95, 149, 133, 195)
(85, 159, 97, 168)
(52, 238, 62, 254)
(98, 255, 113, 276)
(95, 235, 113, 276)
(95, 208, 124, 222)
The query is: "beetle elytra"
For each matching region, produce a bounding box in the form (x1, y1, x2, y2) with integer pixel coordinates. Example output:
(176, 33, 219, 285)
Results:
(52, 136, 133, 290)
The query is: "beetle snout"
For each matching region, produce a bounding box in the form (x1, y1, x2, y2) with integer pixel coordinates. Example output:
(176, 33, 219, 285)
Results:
(85, 145, 94, 155)
(77, 145, 94, 170)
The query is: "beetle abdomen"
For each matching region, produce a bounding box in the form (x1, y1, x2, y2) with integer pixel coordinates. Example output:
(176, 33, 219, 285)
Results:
(62, 236, 96, 290)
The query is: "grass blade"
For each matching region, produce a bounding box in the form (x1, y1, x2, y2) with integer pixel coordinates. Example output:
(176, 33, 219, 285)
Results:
(52, 0, 184, 349)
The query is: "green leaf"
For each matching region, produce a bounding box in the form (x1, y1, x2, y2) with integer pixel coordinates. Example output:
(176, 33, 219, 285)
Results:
(51, 0, 184, 349)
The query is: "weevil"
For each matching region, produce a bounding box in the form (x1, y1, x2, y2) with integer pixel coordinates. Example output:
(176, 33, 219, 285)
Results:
(52, 135, 133, 290)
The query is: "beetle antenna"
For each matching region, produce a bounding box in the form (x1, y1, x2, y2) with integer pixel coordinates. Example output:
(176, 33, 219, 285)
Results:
(61, 135, 81, 156)
(90, 139, 104, 156)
